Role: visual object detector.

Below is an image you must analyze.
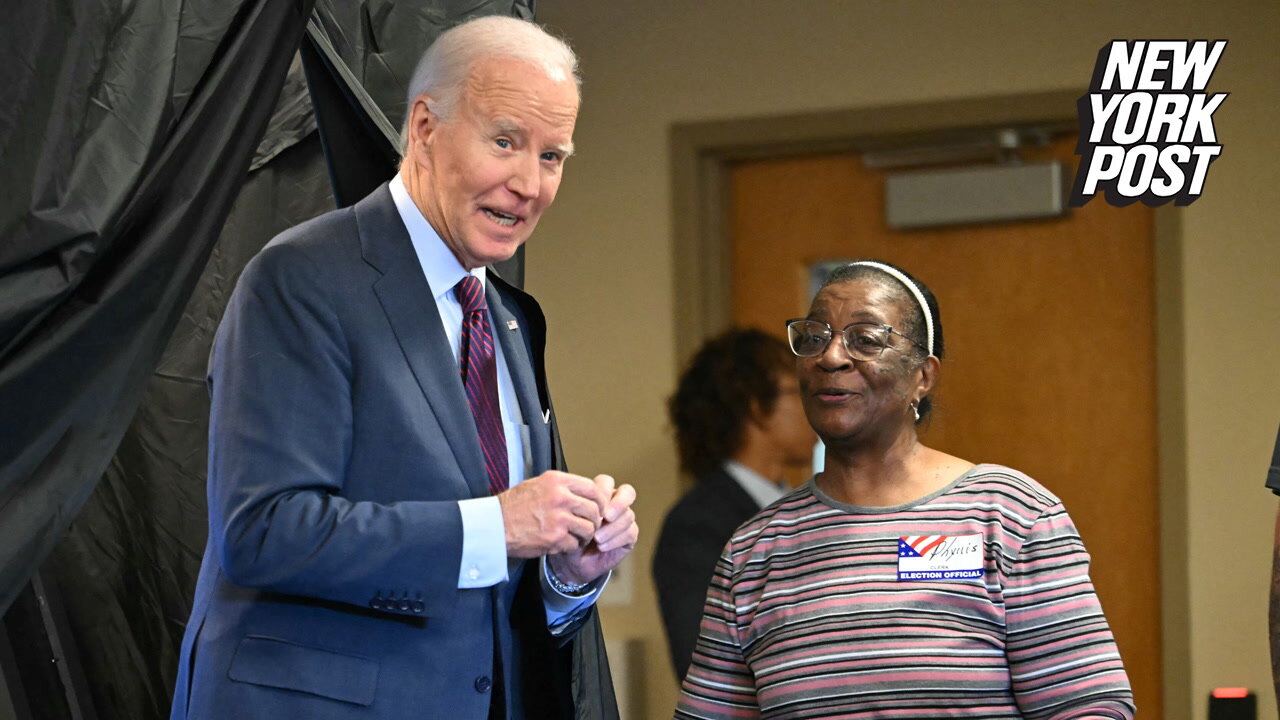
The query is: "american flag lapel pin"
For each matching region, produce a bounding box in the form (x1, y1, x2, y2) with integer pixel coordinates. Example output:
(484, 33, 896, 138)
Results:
(507, 319, 519, 330)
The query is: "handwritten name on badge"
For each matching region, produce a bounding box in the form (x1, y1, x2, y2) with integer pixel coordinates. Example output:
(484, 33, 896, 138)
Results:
(897, 534, 983, 581)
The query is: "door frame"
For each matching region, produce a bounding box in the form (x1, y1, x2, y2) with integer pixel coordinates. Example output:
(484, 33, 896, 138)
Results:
(669, 89, 1189, 720)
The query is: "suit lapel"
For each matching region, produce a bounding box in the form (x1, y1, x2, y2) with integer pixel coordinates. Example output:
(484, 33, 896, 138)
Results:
(487, 281, 551, 476)
(711, 467, 766, 516)
(355, 186, 488, 498)
(490, 273, 565, 471)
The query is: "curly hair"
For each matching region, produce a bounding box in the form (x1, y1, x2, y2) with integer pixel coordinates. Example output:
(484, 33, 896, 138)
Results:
(669, 329, 795, 478)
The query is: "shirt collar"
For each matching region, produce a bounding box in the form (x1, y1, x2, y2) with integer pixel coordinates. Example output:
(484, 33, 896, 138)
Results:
(389, 173, 486, 301)
(722, 460, 788, 509)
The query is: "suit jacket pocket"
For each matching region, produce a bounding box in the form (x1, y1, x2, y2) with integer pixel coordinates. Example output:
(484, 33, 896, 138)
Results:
(228, 635, 378, 706)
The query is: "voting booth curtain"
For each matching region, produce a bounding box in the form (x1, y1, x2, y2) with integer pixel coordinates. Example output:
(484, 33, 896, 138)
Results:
(0, 1, 532, 717)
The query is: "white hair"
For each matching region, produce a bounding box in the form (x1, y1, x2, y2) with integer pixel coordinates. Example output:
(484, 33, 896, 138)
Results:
(399, 16, 579, 155)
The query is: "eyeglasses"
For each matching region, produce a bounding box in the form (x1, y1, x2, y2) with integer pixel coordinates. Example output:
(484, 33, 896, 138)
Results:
(785, 319, 926, 361)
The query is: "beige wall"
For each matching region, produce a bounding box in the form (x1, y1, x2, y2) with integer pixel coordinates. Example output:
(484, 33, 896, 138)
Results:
(528, 1, 1280, 718)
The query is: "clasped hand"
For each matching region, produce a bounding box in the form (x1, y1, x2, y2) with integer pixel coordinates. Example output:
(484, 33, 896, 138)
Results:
(498, 471, 638, 586)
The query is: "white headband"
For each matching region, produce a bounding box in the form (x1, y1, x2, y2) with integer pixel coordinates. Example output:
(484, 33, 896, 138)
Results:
(846, 261, 934, 356)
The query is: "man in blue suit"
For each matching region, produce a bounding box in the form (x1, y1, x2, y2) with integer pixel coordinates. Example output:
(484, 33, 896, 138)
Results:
(170, 16, 638, 720)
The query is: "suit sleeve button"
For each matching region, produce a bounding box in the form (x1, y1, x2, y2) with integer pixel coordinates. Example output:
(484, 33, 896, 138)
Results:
(474, 676, 492, 693)
(411, 601, 424, 613)
(398, 599, 409, 611)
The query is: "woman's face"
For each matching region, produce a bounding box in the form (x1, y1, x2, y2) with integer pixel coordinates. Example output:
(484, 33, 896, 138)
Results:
(757, 371, 818, 466)
(796, 278, 927, 447)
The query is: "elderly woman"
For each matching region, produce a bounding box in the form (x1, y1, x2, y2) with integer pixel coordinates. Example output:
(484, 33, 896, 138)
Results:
(675, 261, 1134, 719)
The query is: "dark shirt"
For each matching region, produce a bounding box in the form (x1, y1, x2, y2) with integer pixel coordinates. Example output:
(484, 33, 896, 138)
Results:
(1267, 424, 1280, 495)
(652, 467, 763, 682)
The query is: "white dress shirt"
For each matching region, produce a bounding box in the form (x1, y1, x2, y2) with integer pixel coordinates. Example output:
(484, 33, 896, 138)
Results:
(389, 176, 600, 625)
(723, 460, 789, 509)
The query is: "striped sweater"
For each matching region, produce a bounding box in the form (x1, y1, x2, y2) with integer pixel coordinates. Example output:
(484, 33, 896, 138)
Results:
(675, 464, 1135, 719)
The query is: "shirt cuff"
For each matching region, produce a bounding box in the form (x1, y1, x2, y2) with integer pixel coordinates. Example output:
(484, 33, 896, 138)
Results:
(541, 557, 608, 634)
(457, 497, 508, 588)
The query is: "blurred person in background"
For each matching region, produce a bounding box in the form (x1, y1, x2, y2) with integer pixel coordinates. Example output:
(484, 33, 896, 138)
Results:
(653, 329, 816, 682)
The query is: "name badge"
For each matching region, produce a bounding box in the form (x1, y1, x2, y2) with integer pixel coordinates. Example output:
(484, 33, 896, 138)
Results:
(897, 534, 983, 581)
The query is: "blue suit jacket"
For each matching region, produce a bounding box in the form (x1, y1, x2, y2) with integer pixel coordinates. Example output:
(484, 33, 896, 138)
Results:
(171, 185, 617, 719)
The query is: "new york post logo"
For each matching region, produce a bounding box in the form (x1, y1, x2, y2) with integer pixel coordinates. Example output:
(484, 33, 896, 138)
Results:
(1069, 40, 1227, 207)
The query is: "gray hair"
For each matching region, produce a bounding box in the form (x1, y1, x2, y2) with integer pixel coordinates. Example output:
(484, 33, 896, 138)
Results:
(819, 261, 943, 362)
(399, 16, 580, 155)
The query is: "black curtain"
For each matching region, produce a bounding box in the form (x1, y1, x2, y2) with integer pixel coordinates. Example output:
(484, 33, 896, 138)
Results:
(0, 1, 319, 716)
(0, 0, 319, 613)
(2, 1, 535, 717)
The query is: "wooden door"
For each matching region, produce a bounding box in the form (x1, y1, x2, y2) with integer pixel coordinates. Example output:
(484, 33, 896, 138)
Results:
(728, 136, 1161, 716)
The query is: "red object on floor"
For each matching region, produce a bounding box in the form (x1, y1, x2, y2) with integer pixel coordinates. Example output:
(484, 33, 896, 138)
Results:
(1208, 688, 1256, 720)
(1213, 688, 1250, 699)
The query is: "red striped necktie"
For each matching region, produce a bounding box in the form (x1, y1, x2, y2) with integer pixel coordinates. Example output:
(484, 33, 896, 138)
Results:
(455, 275, 508, 495)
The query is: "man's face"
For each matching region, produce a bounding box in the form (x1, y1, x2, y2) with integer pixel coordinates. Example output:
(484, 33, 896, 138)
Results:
(404, 56, 579, 270)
